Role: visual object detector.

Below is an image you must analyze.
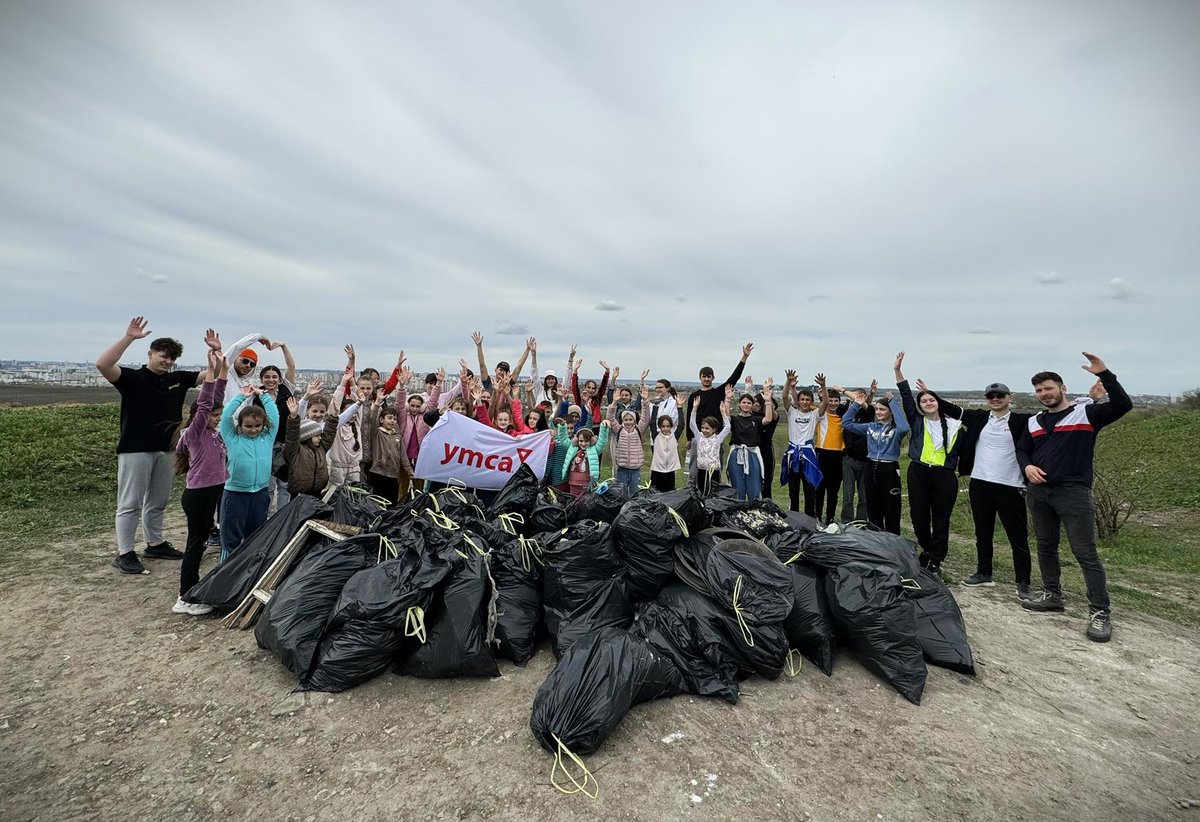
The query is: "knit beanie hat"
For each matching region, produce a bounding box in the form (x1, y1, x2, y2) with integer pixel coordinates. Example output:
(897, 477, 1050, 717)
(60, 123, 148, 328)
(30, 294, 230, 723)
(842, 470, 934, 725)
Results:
(299, 419, 323, 440)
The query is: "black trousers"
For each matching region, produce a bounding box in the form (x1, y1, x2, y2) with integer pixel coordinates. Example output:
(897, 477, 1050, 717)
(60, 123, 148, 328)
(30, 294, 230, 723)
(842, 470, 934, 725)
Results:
(367, 471, 400, 504)
(760, 441, 775, 500)
(864, 460, 902, 534)
(815, 448, 843, 523)
(968, 478, 1032, 584)
(907, 461, 960, 566)
(650, 470, 677, 492)
(180, 484, 223, 597)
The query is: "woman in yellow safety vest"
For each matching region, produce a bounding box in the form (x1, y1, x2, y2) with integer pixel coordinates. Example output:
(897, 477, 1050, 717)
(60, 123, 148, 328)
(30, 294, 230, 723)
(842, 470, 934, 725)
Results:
(893, 351, 965, 576)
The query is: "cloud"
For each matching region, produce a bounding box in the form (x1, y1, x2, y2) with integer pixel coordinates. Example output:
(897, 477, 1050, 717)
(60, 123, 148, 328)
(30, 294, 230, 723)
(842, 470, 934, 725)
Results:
(1106, 277, 1132, 300)
(967, 327, 994, 335)
(673, 294, 686, 303)
(151, 273, 169, 284)
(495, 323, 531, 335)
(595, 301, 625, 312)
(807, 294, 832, 303)
(1034, 271, 1067, 285)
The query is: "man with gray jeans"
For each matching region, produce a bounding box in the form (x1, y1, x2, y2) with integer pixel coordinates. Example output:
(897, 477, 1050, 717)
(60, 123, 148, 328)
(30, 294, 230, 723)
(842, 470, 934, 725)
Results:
(1015, 353, 1131, 643)
(97, 317, 210, 575)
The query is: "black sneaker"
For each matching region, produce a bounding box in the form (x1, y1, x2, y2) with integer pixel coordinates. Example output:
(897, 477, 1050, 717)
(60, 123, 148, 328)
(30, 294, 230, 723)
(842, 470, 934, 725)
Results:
(1086, 610, 1112, 643)
(206, 528, 221, 548)
(144, 542, 184, 560)
(1021, 591, 1065, 612)
(961, 572, 995, 587)
(112, 552, 147, 575)
(1016, 583, 1035, 602)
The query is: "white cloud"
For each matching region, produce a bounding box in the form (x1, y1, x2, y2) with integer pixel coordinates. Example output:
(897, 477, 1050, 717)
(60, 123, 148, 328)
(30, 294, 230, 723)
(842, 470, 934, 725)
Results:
(1107, 277, 1132, 300)
(1035, 271, 1067, 285)
(595, 301, 625, 312)
(495, 323, 531, 335)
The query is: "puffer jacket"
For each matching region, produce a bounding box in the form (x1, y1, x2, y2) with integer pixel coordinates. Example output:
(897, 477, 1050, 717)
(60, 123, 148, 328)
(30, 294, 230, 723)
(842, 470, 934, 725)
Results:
(284, 412, 338, 496)
(609, 402, 652, 469)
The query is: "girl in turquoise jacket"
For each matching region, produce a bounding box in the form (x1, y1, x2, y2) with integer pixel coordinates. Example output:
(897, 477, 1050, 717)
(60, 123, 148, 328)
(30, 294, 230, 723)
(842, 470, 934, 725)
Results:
(555, 419, 611, 498)
(218, 385, 279, 561)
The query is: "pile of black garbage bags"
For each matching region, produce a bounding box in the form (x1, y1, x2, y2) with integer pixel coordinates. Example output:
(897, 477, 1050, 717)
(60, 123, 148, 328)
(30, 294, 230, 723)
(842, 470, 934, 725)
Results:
(184, 467, 974, 765)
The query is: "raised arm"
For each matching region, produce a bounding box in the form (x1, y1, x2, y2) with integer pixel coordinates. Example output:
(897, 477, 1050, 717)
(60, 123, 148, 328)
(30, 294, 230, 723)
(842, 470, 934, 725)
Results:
(510, 337, 533, 381)
(815, 373, 830, 414)
(782, 370, 797, 412)
(472, 332, 490, 384)
(762, 379, 776, 424)
(894, 352, 919, 424)
(1080, 353, 1132, 429)
(95, 317, 152, 383)
(224, 332, 263, 370)
(262, 337, 297, 384)
(722, 342, 753, 388)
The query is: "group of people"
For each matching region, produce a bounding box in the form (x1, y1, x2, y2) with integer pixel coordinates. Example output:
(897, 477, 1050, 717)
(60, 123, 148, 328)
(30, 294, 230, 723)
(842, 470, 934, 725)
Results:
(96, 316, 1131, 642)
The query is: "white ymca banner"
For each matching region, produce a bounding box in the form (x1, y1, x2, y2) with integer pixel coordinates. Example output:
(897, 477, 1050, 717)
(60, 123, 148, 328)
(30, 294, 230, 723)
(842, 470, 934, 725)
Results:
(414, 411, 553, 490)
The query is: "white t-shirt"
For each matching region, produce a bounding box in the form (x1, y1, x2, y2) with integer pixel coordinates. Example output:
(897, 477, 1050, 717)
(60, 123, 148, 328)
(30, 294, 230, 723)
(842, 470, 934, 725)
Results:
(787, 406, 819, 444)
(971, 412, 1023, 487)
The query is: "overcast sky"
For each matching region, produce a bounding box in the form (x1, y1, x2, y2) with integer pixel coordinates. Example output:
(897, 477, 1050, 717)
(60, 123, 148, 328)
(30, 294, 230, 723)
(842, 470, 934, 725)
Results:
(2, 1, 1197, 393)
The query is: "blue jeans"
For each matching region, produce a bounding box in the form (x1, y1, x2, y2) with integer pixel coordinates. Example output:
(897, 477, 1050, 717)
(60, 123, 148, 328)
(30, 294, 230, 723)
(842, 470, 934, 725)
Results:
(727, 447, 762, 501)
(616, 466, 641, 497)
(219, 488, 270, 562)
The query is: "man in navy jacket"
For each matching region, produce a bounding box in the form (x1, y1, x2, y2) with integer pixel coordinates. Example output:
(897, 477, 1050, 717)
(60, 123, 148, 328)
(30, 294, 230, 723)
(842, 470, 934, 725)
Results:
(1015, 352, 1131, 643)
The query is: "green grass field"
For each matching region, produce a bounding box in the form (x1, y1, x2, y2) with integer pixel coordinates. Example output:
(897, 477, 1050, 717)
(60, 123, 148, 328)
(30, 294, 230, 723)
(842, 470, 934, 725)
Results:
(3, 402, 1197, 625)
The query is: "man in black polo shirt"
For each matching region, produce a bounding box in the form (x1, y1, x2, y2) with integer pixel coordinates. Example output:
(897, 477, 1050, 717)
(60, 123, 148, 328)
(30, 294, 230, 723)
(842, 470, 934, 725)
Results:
(96, 317, 209, 575)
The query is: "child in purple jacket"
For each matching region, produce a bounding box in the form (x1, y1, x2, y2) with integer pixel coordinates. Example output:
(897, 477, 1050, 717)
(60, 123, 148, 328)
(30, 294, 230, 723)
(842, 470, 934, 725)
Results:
(172, 351, 228, 616)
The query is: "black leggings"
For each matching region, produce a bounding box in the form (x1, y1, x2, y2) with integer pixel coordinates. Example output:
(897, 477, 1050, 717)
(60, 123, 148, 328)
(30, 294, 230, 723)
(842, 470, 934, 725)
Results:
(815, 448, 843, 523)
(864, 460, 902, 534)
(907, 461, 960, 566)
(181, 484, 223, 597)
(650, 470, 677, 492)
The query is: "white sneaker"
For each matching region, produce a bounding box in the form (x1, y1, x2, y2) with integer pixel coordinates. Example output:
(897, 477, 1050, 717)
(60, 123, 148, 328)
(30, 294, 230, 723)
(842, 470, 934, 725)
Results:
(172, 597, 213, 616)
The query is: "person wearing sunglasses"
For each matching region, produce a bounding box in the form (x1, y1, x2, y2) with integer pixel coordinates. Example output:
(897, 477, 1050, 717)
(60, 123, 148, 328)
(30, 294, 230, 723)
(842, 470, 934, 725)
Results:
(214, 330, 267, 404)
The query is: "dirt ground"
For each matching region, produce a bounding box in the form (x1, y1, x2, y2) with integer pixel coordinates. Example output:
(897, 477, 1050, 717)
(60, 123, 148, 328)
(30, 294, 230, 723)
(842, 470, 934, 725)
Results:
(2, 511, 1198, 822)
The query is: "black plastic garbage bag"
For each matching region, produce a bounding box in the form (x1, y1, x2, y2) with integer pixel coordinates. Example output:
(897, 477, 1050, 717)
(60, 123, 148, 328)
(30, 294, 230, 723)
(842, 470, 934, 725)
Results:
(185, 495, 332, 611)
(488, 463, 540, 519)
(568, 480, 632, 524)
(825, 562, 926, 705)
(541, 520, 625, 638)
(611, 496, 691, 602)
(799, 530, 922, 580)
(637, 583, 790, 695)
(397, 549, 499, 678)
(553, 577, 634, 659)
(369, 491, 439, 537)
(632, 596, 741, 704)
(303, 543, 454, 692)
(906, 568, 975, 675)
(701, 538, 795, 628)
(528, 493, 570, 536)
(491, 535, 545, 665)
(530, 628, 682, 758)
(782, 509, 821, 534)
(649, 487, 711, 534)
(255, 533, 381, 678)
(431, 486, 489, 523)
(764, 529, 807, 564)
(328, 485, 389, 529)
(781, 562, 835, 675)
